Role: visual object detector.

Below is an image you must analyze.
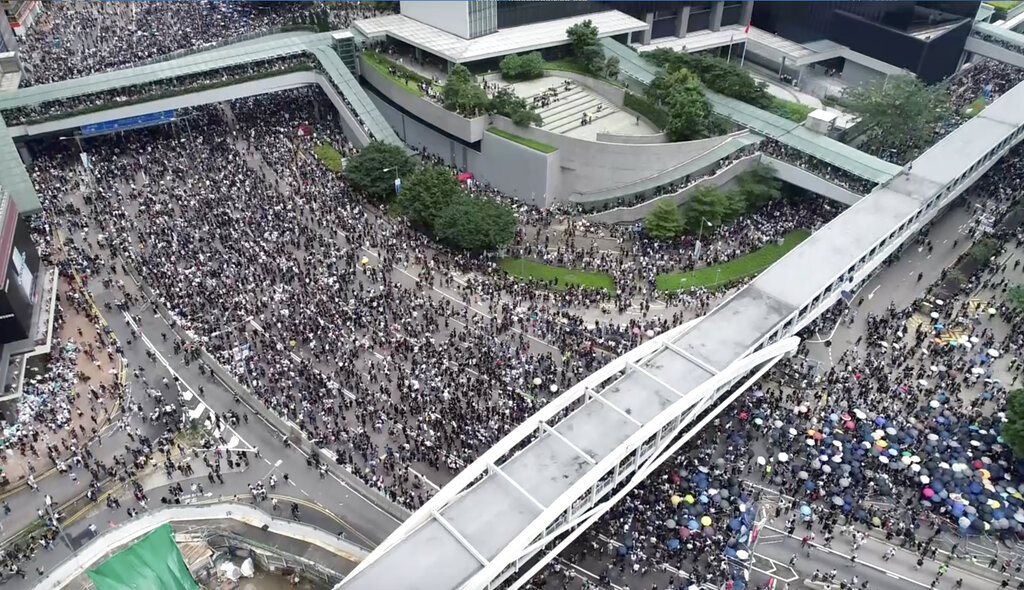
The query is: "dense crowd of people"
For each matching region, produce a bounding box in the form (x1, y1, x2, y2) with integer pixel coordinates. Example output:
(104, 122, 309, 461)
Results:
(9, 4, 1024, 587)
(17, 0, 384, 87)
(539, 138, 1024, 590)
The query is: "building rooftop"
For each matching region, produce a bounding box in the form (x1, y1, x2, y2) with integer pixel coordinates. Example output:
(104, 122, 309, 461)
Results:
(353, 10, 648, 64)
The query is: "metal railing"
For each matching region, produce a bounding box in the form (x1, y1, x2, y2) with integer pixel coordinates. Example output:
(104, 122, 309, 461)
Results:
(35, 501, 368, 590)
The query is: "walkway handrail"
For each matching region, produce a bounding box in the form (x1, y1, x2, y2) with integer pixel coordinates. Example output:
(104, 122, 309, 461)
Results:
(36, 501, 368, 590)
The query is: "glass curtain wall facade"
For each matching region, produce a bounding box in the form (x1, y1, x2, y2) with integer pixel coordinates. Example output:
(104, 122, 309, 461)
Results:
(468, 0, 498, 38)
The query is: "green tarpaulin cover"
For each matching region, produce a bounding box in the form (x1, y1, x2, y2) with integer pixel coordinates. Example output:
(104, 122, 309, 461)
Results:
(87, 523, 200, 590)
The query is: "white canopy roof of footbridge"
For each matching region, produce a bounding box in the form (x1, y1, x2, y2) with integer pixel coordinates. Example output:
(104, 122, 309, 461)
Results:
(339, 79, 1024, 590)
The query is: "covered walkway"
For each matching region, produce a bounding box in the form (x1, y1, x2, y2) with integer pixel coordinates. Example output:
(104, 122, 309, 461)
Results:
(968, 21, 1024, 68)
(599, 38, 901, 185)
(0, 30, 402, 214)
(337, 77, 1024, 590)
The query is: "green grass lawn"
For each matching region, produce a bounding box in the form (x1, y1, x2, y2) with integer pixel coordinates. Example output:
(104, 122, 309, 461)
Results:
(768, 96, 814, 123)
(487, 127, 557, 153)
(985, 0, 1021, 9)
(499, 258, 615, 291)
(362, 51, 432, 97)
(656, 229, 811, 292)
(312, 143, 344, 172)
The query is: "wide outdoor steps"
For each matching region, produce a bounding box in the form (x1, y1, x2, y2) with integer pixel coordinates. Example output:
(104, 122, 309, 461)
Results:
(526, 86, 617, 134)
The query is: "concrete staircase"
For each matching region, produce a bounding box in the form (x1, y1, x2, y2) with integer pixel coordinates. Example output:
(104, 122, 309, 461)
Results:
(528, 86, 617, 135)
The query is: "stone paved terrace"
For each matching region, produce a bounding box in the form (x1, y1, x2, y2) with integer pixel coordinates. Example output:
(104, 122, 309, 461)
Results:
(506, 76, 658, 140)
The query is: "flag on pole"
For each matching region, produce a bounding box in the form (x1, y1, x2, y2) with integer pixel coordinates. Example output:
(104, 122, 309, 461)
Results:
(745, 20, 751, 34)
(394, 177, 402, 195)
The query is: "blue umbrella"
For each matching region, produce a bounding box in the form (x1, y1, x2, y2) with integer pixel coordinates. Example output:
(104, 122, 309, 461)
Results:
(668, 539, 680, 550)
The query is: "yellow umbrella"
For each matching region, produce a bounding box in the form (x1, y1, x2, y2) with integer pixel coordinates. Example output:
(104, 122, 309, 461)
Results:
(700, 516, 712, 527)
(671, 495, 682, 507)
(876, 440, 888, 448)
(980, 469, 991, 480)
(684, 494, 695, 504)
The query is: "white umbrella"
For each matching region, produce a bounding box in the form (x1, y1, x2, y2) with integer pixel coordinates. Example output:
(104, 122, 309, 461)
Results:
(879, 455, 890, 464)
(988, 349, 1001, 358)
(532, 377, 542, 386)
(934, 299, 944, 306)
(806, 438, 816, 446)
(778, 452, 789, 462)
(921, 475, 930, 484)
(970, 336, 980, 344)
(549, 384, 559, 393)
(832, 455, 842, 463)
(788, 427, 798, 436)
(918, 379, 929, 387)
(756, 456, 766, 466)
(929, 399, 940, 408)
(853, 409, 867, 420)
(971, 367, 986, 375)
(930, 312, 940, 319)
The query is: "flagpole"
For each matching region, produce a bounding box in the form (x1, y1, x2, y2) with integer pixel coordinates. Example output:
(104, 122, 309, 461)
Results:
(727, 33, 735, 62)
(740, 19, 750, 67)
(740, 39, 748, 67)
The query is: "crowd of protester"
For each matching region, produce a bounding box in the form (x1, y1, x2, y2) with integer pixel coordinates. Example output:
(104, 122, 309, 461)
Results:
(12, 4, 1024, 585)
(534, 140, 1024, 590)
(17, 0, 384, 87)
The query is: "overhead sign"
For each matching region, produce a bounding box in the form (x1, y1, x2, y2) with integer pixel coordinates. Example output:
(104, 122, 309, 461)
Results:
(80, 110, 176, 137)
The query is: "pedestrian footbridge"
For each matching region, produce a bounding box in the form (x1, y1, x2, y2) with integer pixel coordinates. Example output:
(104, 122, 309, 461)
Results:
(0, 30, 402, 213)
(338, 78, 1024, 590)
(599, 38, 903, 187)
(967, 21, 1024, 69)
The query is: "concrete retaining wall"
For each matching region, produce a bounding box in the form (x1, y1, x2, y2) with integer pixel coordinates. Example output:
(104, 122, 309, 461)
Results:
(544, 70, 627, 107)
(595, 131, 669, 144)
(490, 115, 742, 198)
(359, 55, 487, 143)
(369, 92, 557, 207)
(761, 155, 863, 206)
(585, 155, 760, 224)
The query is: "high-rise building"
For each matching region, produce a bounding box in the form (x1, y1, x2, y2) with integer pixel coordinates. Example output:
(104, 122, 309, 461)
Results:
(752, 1, 979, 82)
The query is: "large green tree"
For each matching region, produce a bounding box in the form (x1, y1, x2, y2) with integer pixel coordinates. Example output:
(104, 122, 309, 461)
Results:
(647, 68, 700, 106)
(344, 141, 415, 201)
(434, 194, 517, 251)
(397, 165, 463, 230)
(734, 163, 782, 210)
(644, 200, 684, 241)
(499, 52, 544, 81)
(843, 75, 951, 160)
(443, 65, 489, 116)
(566, 19, 604, 73)
(682, 185, 728, 233)
(488, 87, 543, 127)
(1008, 285, 1024, 313)
(665, 82, 718, 141)
(1004, 389, 1024, 457)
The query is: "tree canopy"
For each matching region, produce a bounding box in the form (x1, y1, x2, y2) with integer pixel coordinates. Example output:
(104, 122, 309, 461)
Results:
(442, 65, 489, 116)
(566, 19, 604, 73)
(397, 165, 463, 230)
(489, 87, 543, 127)
(734, 163, 782, 210)
(843, 75, 951, 161)
(344, 141, 415, 201)
(499, 52, 544, 81)
(1004, 389, 1024, 457)
(434, 193, 517, 251)
(664, 81, 721, 141)
(1008, 285, 1024, 313)
(644, 200, 684, 241)
(645, 49, 771, 108)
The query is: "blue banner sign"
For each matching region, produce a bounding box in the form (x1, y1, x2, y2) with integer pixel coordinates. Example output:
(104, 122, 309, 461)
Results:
(80, 110, 176, 137)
